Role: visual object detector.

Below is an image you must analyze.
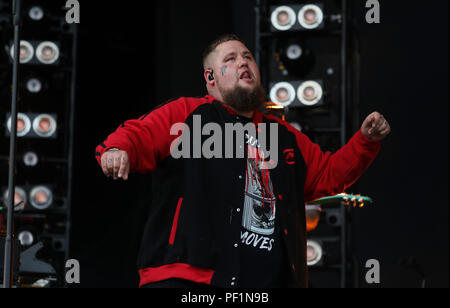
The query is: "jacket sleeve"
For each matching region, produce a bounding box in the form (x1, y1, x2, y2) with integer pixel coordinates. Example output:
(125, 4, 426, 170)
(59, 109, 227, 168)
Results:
(95, 97, 207, 174)
(295, 129, 381, 203)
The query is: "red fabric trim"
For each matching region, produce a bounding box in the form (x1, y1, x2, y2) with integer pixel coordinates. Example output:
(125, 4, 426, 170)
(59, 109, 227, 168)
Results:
(263, 114, 381, 203)
(138, 264, 214, 288)
(169, 198, 183, 245)
(95, 96, 213, 174)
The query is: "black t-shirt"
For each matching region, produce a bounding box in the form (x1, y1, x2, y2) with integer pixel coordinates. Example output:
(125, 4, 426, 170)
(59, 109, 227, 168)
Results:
(237, 135, 288, 288)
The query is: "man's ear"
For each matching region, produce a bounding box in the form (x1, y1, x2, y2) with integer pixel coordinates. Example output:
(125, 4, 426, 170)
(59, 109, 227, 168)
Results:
(204, 69, 215, 85)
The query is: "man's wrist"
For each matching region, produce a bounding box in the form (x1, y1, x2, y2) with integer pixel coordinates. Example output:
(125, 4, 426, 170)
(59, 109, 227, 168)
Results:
(107, 148, 121, 152)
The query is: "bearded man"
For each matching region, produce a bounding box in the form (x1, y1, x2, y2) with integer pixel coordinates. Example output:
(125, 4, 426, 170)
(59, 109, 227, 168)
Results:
(95, 34, 391, 288)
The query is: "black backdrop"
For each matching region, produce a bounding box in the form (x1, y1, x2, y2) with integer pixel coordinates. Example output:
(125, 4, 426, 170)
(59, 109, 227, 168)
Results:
(69, 0, 448, 288)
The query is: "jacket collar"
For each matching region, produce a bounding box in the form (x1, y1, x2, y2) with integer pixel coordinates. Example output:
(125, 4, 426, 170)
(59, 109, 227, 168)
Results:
(205, 94, 264, 126)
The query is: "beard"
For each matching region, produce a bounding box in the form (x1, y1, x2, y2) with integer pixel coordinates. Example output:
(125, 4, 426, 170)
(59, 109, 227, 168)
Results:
(219, 83, 266, 113)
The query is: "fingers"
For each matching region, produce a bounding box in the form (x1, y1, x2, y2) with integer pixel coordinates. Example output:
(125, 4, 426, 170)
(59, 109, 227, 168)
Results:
(362, 112, 391, 141)
(118, 154, 130, 180)
(368, 112, 384, 135)
(101, 150, 130, 181)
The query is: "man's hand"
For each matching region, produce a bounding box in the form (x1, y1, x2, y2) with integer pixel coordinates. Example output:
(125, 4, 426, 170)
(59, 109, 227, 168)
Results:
(361, 112, 391, 142)
(101, 149, 130, 180)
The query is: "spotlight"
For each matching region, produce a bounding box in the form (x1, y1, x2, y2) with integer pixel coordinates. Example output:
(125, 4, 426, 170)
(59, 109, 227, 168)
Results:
(278, 40, 314, 77)
(28, 6, 44, 21)
(23, 152, 39, 167)
(285, 43, 303, 61)
(271, 6, 297, 31)
(270, 82, 296, 107)
(32, 114, 57, 138)
(307, 240, 323, 267)
(297, 81, 323, 106)
(18, 231, 34, 247)
(306, 205, 322, 232)
(35, 41, 60, 64)
(298, 4, 324, 30)
(10, 40, 34, 64)
(7, 113, 32, 137)
(26, 78, 42, 94)
(29, 186, 53, 210)
(3, 187, 26, 212)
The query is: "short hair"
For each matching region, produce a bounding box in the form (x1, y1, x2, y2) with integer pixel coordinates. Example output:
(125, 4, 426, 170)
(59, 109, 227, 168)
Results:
(202, 34, 247, 69)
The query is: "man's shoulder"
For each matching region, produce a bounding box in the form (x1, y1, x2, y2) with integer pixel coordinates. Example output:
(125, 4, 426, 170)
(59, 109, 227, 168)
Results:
(143, 95, 215, 121)
(159, 95, 214, 110)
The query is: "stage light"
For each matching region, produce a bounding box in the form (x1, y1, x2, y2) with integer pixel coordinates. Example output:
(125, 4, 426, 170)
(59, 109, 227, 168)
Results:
(35, 41, 60, 65)
(26, 78, 42, 94)
(29, 186, 53, 210)
(3, 187, 26, 212)
(23, 152, 39, 167)
(298, 4, 324, 30)
(271, 6, 297, 31)
(270, 82, 296, 107)
(32, 114, 57, 138)
(297, 81, 323, 106)
(307, 240, 323, 267)
(28, 6, 44, 21)
(286, 43, 302, 61)
(10, 40, 34, 64)
(306, 205, 322, 232)
(18, 231, 34, 247)
(7, 113, 32, 137)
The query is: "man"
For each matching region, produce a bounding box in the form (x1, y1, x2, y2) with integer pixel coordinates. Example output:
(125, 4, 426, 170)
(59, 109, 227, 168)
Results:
(95, 34, 391, 288)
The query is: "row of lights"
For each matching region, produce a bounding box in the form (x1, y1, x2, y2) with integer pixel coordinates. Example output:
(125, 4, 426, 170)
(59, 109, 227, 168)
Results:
(6, 113, 57, 138)
(10, 40, 60, 64)
(306, 204, 323, 266)
(270, 80, 323, 107)
(3, 186, 53, 212)
(271, 4, 324, 31)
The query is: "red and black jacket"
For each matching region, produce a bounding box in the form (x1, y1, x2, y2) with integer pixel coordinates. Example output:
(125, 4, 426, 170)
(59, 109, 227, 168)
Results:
(95, 95, 381, 288)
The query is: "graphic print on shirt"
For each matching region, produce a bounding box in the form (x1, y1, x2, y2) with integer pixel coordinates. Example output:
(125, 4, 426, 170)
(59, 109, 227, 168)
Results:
(241, 136, 277, 251)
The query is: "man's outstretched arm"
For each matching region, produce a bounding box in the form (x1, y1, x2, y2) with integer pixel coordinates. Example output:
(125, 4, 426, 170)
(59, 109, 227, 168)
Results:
(297, 112, 391, 203)
(95, 97, 211, 180)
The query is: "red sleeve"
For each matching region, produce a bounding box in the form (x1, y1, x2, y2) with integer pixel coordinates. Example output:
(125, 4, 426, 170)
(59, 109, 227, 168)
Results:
(295, 129, 381, 203)
(95, 97, 211, 174)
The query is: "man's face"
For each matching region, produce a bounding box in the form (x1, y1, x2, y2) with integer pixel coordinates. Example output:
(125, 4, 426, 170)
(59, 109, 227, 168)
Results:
(210, 40, 265, 112)
(212, 41, 261, 95)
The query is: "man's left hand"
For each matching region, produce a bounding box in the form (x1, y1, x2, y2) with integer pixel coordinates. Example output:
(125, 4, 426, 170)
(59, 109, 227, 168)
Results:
(361, 112, 391, 142)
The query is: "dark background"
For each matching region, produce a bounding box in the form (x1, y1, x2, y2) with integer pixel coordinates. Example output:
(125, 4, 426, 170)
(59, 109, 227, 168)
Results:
(68, 0, 448, 288)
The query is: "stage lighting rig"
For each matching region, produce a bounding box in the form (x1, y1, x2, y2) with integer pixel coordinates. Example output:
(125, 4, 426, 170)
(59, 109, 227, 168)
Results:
(269, 80, 324, 108)
(1, 0, 77, 288)
(8, 40, 61, 65)
(2, 185, 58, 214)
(270, 3, 325, 32)
(6, 113, 58, 139)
